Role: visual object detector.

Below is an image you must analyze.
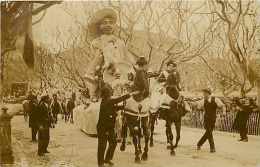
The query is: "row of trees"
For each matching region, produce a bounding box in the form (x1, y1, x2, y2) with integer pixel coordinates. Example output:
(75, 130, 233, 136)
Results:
(59, 0, 259, 97)
(2, 0, 260, 98)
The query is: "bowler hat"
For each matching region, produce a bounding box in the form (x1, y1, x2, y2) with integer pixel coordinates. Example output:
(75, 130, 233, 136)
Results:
(136, 57, 148, 66)
(88, 8, 117, 37)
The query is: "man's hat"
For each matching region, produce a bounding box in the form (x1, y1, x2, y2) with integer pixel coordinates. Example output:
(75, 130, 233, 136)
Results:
(166, 60, 177, 67)
(88, 8, 117, 37)
(202, 88, 212, 95)
(136, 57, 148, 66)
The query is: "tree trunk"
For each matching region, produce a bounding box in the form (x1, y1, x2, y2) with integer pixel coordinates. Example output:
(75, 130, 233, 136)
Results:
(257, 58, 260, 110)
(257, 79, 260, 110)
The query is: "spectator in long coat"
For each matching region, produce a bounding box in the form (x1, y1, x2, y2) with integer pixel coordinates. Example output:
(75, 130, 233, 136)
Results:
(233, 98, 258, 142)
(37, 95, 52, 156)
(28, 95, 39, 142)
(51, 94, 62, 124)
(67, 92, 76, 123)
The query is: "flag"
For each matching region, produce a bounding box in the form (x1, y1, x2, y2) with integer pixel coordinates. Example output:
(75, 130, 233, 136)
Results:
(21, 2, 34, 68)
(23, 32, 34, 68)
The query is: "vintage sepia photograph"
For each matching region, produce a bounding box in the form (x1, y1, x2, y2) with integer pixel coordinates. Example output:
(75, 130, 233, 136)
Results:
(1, 0, 260, 167)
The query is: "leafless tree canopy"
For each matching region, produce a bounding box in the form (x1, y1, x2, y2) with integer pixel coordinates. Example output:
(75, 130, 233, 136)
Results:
(1, 0, 260, 97)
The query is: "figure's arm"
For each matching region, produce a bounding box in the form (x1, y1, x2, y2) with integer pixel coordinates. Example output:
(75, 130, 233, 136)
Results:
(110, 94, 131, 105)
(195, 99, 204, 111)
(86, 40, 104, 77)
(115, 105, 125, 111)
(215, 97, 226, 113)
(250, 104, 259, 113)
(183, 101, 192, 112)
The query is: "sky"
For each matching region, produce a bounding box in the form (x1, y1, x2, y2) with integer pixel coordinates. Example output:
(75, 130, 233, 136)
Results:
(32, 1, 209, 52)
(32, 0, 260, 53)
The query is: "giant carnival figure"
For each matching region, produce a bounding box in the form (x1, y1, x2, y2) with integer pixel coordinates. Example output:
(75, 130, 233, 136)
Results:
(85, 8, 136, 99)
(75, 8, 136, 135)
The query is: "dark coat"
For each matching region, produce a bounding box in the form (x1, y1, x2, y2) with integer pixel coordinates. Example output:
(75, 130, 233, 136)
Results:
(203, 97, 218, 129)
(37, 101, 51, 128)
(166, 71, 181, 90)
(51, 100, 62, 115)
(233, 102, 258, 130)
(67, 99, 75, 113)
(28, 99, 39, 128)
(97, 94, 130, 134)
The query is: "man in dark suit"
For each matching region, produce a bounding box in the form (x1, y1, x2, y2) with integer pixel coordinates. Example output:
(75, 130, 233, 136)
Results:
(28, 95, 39, 142)
(51, 94, 62, 124)
(37, 94, 52, 156)
(196, 88, 226, 153)
(233, 98, 258, 142)
(97, 83, 138, 167)
(67, 92, 76, 123)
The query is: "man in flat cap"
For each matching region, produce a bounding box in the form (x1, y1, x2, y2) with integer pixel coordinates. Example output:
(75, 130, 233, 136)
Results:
(86, 8, 135, 99)
(158, 60, 181, 91)
(196, 88, 226, 153)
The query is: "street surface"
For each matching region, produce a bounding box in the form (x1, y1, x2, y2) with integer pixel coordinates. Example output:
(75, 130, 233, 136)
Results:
(4, 115, 260, 167)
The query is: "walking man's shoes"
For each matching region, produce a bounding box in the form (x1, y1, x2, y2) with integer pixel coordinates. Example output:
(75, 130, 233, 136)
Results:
(44, 150, 50, 153)
(104, 160, 114, 166)
(197, 145, 201, 150)
(238, 138, 248, 142)
(38, 153, 44, 156)
(210, 148, 216, 153)
(242, 138, 248, 142)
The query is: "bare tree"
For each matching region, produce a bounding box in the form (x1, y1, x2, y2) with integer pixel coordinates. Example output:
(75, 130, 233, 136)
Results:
(205, 0, 259, 96)
(1, 1, 60, 101)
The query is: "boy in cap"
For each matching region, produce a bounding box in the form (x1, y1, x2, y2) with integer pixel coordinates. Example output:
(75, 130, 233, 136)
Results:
(196, 88, 226, 153)
(158, 60, 181, 91)
(86, 8, 136, 99)
(97, 83, 139, 167)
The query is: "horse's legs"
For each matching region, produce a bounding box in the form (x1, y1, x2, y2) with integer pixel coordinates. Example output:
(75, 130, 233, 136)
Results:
(137, 127, 142, 154)
(166, 120, 173, 148)
(166, 120, 175, 155)
(132, 126, 141, 163)
(120, 120, 128, 151)
(142, 117, 149, 161)
(149, 114, 156, 147)
(173, 121, 181, 148)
